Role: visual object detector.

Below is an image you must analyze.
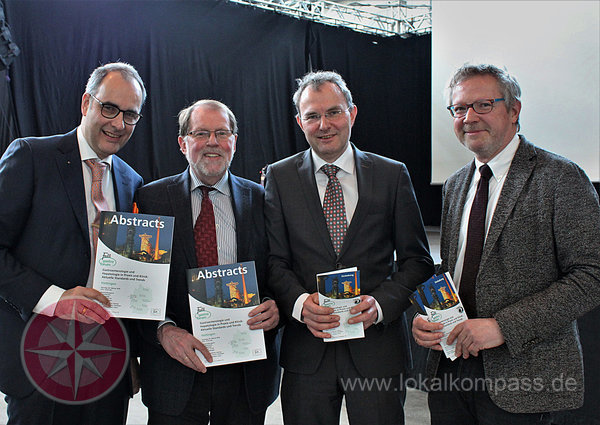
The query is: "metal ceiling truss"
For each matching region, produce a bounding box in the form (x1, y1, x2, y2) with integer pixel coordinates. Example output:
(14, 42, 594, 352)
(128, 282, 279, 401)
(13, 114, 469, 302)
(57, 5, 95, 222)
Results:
(228, 0, 431, 37)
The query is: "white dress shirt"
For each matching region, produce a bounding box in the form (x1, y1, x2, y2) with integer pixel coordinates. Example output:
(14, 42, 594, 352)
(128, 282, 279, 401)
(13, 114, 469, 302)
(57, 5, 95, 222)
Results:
(312, 143, 358, 223)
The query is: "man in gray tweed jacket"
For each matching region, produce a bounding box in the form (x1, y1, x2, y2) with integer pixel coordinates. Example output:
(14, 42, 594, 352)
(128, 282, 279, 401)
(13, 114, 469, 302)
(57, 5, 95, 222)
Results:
(413, 63, 600, 425)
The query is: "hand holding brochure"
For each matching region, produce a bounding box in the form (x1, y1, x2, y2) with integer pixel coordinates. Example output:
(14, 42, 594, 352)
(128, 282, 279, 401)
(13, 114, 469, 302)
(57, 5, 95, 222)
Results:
(92, 211, 174, 320)
(187, 261, 266, 367)
(317, 267, 364, 342)
(409, 273, 467, 360)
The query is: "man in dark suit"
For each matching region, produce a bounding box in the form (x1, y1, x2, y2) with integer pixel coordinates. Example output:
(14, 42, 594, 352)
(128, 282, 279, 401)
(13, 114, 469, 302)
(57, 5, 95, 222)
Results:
(135, 99, 280, 425)
(264, 71, 434, 425)
(0, 62, 146, 424)
(413, 64, 600, 424)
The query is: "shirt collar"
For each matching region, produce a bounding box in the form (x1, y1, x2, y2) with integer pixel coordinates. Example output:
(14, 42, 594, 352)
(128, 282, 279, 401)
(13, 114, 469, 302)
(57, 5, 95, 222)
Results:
(77, 126, 113, 169)
(311, 142, 355, 176)
(474, 134, 520, 183)
(189, 168, 231, 196)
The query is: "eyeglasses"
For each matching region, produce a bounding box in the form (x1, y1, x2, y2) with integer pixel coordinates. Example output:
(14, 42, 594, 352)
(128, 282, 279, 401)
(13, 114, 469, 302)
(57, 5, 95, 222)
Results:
(187, 129, 235, 141)
(300, 107, 352, 124)
(447, 98, 505, 118)
(90, 94, 142, 125)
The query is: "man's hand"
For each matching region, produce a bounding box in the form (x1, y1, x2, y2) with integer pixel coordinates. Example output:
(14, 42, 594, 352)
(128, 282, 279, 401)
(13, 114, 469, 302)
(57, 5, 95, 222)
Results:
(157, 324, 213, 373)
(447, 318, 505, 359)
(302, 292, 339, 338)
(247, 299, 279, 331)
(412, 315, 444, 351)
(347, 295, 378, 330)
(55, 287, 112, 324)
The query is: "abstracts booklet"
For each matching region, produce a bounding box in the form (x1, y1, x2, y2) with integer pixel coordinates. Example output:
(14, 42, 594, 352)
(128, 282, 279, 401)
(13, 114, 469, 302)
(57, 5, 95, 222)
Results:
(187, 261, 266, 367)
(92, 211, 174, 320)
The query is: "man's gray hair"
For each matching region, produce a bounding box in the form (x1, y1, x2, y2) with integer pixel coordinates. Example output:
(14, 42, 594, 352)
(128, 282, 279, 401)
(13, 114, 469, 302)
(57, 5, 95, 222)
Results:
(292, 70, 354, 114)
(85, 62, 147, 106)
(177, 99, 238, 137)
(447, 63, 521, 111)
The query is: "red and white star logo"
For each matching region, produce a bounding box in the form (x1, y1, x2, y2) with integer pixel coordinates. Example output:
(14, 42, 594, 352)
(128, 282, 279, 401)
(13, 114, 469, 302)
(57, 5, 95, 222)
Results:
(20, 300, 129, 404)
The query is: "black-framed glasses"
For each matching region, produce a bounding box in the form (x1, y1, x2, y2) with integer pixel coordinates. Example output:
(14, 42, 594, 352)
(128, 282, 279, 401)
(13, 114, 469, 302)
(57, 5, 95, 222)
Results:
(299, 106, 352, 124)
(187, 129, 235, 141)
(447, 98, 505, 118)
(89, 94, 142, 125)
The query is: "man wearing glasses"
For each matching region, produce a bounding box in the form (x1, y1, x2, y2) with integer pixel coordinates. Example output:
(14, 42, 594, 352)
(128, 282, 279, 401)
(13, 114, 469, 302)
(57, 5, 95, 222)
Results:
(135, 99, 280, 424)
(264, 71, 434, 424)
(413, 63, 600, 424)
(0, 62, 145, 424)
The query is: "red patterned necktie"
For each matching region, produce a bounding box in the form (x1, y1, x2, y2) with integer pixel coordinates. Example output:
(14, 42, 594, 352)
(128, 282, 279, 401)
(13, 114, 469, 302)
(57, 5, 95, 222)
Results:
(193, 186, 218, 268)
(321, 164, 348, 256)
(84, 159, 110, 255)
(459, 164, 493, 318)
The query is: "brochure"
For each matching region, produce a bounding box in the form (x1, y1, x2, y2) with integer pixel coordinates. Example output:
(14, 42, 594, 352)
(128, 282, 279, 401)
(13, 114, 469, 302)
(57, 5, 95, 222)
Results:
(92, 211, 174, 320)
(187, 261, 266, 367)
(409, 272, 467, 360)
(317, 267, 364, 342)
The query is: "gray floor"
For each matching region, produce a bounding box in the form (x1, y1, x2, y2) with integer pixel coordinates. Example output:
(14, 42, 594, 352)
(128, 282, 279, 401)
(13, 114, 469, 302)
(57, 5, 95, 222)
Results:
(128, 386, 431, 425)
(262, 387, 430, 425)
(0, 388, 431, 425)
(0, 228, 441, 424)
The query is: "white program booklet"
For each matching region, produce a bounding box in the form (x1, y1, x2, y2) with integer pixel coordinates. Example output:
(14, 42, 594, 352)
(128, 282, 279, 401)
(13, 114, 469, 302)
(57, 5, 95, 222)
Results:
(410, 273, 468, 360)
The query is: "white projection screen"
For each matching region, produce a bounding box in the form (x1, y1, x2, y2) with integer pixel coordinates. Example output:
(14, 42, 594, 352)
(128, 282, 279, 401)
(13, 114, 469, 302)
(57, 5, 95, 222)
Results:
(431, 1, 599, 184)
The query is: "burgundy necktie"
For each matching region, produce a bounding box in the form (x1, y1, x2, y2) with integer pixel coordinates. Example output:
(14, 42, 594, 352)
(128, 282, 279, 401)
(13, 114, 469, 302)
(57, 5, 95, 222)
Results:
(321, 164, 348, 256)
(459, 164, 493, 318)
(84, 159, 110, 255)
(193, 186, 218, 268)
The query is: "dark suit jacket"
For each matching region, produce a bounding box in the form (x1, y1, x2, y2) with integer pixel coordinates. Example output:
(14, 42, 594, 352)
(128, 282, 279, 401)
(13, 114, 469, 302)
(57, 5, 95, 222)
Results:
(264, 145, 434, 378)
(135, 168, 281, 416)
(429, 136, 600, 413)
(0, 129, 143, 397)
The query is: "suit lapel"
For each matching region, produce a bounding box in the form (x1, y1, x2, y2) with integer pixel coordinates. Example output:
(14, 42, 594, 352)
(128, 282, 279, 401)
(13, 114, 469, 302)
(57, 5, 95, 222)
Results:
(481, 137, 536, 266)
(229, 173, 250, 261)
(168, 169, 196, 269)
(112, 157, 133, 211)
(339, 146, 372, 257)
(55, 130, 89, 241)
(296, 150, 336, 259)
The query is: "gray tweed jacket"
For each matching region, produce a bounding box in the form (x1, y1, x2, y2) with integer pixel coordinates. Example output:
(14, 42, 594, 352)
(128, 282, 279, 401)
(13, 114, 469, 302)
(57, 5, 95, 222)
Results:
(427, 136, 600, 413)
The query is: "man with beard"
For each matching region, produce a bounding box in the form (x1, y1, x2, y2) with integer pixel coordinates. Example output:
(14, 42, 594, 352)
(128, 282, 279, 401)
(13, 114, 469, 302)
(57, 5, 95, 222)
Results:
(135, 99, 281, 425)
(0, 62, 145, 424)
(413, 64, 600, 425)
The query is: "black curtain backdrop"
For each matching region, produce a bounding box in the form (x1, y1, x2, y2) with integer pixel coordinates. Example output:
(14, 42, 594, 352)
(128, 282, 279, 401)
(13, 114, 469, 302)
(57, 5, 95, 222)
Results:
(1, 0, 441, 225)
